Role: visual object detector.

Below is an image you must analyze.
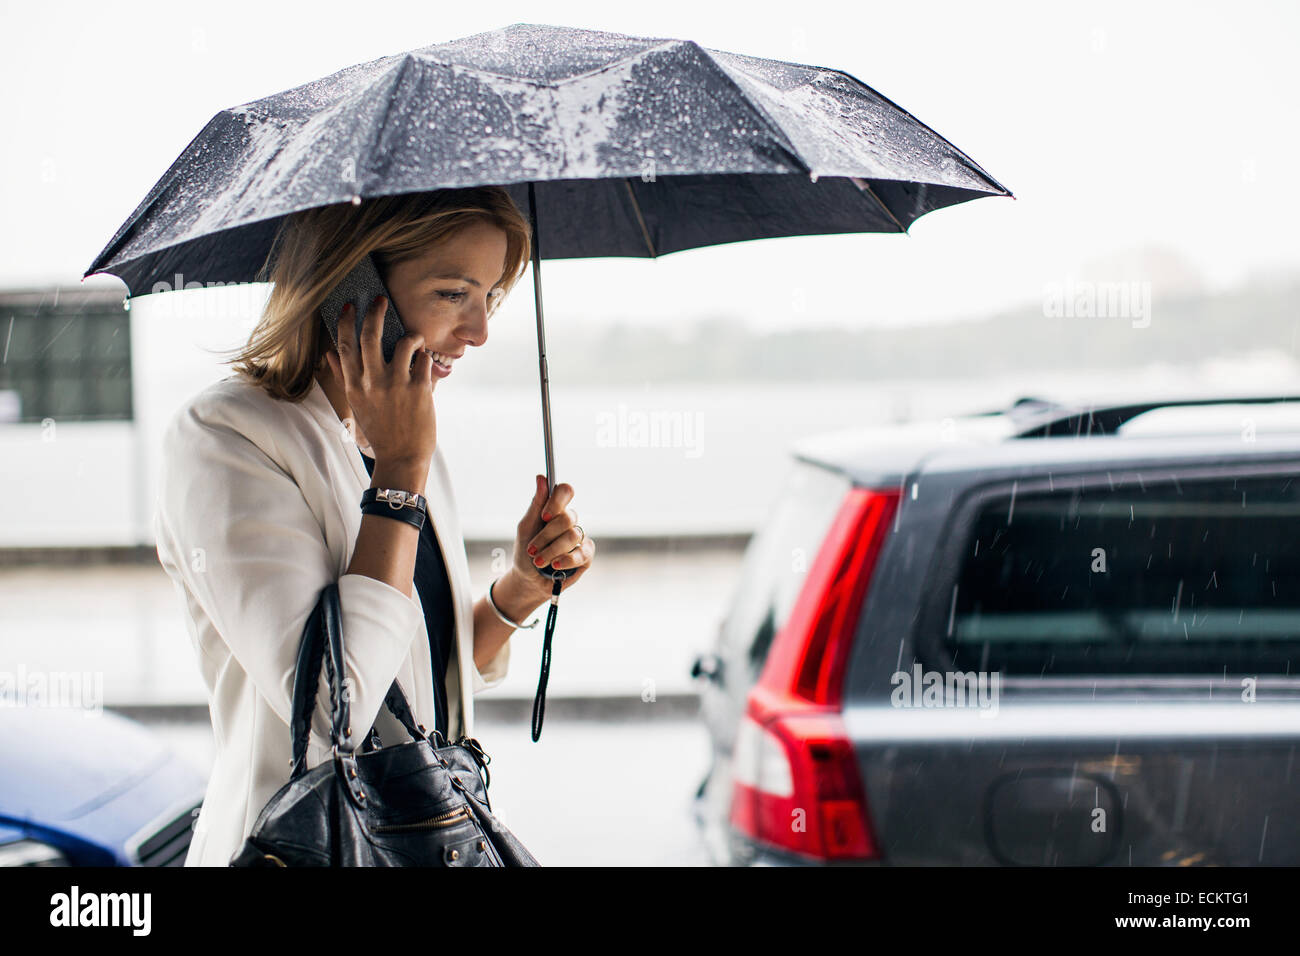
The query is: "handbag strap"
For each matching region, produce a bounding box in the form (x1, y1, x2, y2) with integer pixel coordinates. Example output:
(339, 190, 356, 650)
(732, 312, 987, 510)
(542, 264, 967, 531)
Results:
(288, 591, 328, 779)
(289, 582, 427, 779)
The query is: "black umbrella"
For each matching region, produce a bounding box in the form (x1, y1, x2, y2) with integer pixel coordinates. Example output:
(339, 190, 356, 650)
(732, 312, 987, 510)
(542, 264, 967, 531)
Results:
(84, 22, 1012, 737)
(84, 20, 1011, 483)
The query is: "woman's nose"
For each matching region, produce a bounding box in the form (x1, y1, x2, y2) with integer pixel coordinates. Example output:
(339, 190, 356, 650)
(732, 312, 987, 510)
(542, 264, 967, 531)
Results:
(460, 303, 489, 347)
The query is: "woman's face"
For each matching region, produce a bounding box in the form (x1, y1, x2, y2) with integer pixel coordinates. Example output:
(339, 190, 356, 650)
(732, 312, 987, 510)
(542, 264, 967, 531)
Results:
(382, 219, 510, 386)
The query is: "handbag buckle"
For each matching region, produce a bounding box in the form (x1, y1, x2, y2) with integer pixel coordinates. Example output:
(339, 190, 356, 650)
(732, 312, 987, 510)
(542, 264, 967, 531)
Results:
(456, 736, 492, 793)
(459, 736, 491, 769)
(332, 743, 365, 806)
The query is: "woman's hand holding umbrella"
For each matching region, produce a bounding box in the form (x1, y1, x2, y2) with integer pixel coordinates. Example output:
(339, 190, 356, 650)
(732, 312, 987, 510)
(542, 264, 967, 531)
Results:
(506, 474, 594, 607)
(479, 472, 594, 741)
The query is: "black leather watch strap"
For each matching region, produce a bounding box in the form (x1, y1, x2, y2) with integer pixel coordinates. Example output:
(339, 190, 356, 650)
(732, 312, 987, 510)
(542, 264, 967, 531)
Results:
(360, 500, 426, 531)
(360, 487, 428, 532)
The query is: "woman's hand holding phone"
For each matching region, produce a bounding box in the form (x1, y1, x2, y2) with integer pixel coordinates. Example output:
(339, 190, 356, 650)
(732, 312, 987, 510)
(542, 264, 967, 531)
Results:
(323, 293, 436, 472)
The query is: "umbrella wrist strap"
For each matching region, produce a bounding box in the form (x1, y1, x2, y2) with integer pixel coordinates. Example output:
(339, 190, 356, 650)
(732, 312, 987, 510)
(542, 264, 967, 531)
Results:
(530, 575, 564, 741)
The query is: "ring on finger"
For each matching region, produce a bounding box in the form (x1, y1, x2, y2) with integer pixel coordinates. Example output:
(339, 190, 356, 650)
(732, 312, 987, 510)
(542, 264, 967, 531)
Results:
(574, 524, 585, 544)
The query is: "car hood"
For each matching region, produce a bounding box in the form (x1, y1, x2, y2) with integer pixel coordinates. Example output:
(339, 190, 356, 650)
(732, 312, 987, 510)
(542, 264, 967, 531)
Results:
(0, 705, 178, 821)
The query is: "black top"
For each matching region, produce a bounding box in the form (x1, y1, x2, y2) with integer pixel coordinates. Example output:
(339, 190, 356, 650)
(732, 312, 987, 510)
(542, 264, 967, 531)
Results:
(360, 452, 453, 737)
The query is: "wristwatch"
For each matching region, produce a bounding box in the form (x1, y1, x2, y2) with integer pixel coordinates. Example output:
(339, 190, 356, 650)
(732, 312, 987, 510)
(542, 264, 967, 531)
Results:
(360, 487, 428, 531)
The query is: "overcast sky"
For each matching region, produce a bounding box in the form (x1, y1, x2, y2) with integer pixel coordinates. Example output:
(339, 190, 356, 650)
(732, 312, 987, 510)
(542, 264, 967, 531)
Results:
(4, 0, 1297, 336)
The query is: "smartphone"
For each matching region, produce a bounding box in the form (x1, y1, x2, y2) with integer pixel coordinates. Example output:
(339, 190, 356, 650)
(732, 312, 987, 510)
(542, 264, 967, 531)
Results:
(319, 252, 407, 365)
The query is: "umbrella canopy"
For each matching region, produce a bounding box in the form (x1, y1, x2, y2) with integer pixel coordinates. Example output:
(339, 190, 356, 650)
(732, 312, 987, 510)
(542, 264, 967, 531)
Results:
(84, 21, 1011, 296)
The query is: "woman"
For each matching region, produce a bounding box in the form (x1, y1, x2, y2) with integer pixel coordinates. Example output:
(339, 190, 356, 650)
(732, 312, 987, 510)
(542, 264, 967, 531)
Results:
(152, 186, 595, 866)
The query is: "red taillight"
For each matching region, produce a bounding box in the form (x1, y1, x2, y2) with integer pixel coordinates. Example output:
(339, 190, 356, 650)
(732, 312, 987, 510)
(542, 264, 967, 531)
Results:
(760, 487, 900, 708)
(730, 487, 900, 862)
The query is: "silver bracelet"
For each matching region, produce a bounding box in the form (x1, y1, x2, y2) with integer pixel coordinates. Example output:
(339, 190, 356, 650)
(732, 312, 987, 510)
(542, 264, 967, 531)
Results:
(486, 576, 540, 630)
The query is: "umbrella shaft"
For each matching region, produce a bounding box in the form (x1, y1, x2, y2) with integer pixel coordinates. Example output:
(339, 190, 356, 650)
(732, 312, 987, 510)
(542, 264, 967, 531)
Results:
(528, 183, 557, 497)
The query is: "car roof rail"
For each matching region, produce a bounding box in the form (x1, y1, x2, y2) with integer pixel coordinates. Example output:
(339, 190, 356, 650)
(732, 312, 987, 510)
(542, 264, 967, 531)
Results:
(967, 395, 1068, 421)
(1010, 394, 1300, 438)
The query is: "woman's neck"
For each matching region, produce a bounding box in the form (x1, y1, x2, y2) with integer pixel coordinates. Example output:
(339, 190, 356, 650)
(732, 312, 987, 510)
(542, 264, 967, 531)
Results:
(314, 363, 373, 454)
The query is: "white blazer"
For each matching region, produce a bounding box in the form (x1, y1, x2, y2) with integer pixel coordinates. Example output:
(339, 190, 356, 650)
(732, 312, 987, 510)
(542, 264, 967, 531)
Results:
(152, 372, 512, 867)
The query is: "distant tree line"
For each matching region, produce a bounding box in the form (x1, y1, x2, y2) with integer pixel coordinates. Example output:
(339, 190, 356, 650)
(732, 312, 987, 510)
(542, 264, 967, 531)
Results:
(453, 274, 1300, 385)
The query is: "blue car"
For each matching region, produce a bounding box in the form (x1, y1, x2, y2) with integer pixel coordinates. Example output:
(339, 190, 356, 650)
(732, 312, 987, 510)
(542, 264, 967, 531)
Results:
(0, 705, 206, 866)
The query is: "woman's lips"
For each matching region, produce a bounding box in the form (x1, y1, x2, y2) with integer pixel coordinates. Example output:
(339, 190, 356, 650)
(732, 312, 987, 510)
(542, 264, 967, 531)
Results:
(417, 349, 455, 377)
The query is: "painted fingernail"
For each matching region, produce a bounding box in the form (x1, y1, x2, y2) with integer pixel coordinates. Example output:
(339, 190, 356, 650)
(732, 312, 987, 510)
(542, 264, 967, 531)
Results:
(551, 559, 561, 568)
(541, 512, 551, 521)
(527, 545, 537, 556)
(533, 556, 545, 566)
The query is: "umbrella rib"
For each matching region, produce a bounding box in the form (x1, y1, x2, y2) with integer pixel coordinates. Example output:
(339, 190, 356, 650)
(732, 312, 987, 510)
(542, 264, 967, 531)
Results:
(825, 67, 1013, 198)
(364, 57, 415, 190)
(417, 37, 683, 89)
(853, 177, 907, 234)
(623, 179, 657, 257)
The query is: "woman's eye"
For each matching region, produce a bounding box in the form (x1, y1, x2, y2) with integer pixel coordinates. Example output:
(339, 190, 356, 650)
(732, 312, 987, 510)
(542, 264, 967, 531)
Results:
(436, 288, 502, 305)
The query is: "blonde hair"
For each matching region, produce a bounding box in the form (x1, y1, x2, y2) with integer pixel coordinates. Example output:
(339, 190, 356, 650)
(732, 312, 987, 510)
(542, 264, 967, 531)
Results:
(223, 187, 532, 402)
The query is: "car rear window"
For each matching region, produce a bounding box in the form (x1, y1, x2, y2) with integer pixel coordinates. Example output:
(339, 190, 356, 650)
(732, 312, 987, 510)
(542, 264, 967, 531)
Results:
(935, 470, 1300, 676)
(720, 459, 852, 682)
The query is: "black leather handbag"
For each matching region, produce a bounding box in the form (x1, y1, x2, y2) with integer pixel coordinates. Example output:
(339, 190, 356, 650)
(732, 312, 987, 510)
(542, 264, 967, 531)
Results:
(229, 580, 540, 866)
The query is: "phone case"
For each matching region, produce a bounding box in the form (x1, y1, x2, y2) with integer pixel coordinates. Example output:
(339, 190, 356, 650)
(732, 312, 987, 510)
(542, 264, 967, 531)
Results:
(319, 253, 406, 365)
